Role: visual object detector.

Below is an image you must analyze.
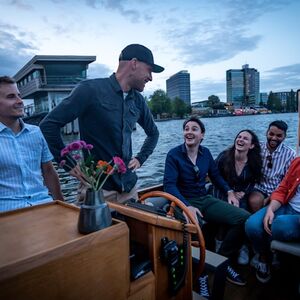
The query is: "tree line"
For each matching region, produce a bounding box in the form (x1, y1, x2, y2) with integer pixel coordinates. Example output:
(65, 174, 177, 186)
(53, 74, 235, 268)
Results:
(265, 90, 297, 113)
(146, 89, 298, 118)
(146, 89, 191, 119)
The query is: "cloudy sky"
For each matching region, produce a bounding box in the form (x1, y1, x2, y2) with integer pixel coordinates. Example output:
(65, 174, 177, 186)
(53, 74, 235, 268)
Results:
(1, 0, 299, 102)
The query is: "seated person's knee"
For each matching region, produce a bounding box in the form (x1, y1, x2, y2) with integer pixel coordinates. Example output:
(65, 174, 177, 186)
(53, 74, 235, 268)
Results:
(248, 192, 265, 213)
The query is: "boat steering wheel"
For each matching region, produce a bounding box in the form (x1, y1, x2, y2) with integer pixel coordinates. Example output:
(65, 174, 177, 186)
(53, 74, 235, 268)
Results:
(139, 191, 205, 276)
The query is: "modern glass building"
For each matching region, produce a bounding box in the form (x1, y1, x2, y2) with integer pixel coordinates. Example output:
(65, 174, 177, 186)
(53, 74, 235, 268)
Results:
(226, 70, 244, 106)
(166, 70, 191, 105)
(226, 64, 259, 107)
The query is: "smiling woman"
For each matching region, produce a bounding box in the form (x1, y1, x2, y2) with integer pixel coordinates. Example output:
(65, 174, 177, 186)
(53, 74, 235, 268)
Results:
(213, 129, 262, 210)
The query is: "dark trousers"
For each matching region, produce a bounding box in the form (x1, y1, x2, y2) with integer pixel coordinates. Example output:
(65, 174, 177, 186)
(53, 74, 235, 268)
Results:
(188, 195, 250, 261)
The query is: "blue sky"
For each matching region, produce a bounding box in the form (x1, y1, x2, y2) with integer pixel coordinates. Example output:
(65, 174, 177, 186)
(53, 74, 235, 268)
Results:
(0, 0, 299, 102)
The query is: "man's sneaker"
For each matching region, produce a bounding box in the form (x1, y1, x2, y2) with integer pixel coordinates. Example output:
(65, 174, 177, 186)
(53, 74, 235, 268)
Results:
(250, 253, 259, 269)
(237, 245, 249, 265)
(226, 265, 246, 286)
(256, 262, 271, 283)
(198, 274, 210, 299)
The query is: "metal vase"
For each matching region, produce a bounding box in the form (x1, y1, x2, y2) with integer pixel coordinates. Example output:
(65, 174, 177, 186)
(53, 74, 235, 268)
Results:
(78, 189, 112, 234)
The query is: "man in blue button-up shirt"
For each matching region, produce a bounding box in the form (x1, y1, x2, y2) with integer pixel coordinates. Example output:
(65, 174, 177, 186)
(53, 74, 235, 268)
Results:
(41, 44, 163, 203)
(0, 76, 64, 212)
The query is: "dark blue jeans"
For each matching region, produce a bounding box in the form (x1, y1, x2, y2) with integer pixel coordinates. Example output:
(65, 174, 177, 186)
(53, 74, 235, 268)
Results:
(245, 204, 300, 255)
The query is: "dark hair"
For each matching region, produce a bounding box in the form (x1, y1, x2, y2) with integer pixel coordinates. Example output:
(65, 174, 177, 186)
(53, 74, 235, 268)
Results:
(268, 120, 288, 133)
(183, 117, 205, 133)
(219, 129, 262, 185)
(0, 76, 15, 85)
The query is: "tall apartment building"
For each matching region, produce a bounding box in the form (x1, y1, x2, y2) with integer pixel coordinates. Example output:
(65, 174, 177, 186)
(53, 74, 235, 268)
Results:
(166, 70, 191, 105)
(226, 64, 259, 107)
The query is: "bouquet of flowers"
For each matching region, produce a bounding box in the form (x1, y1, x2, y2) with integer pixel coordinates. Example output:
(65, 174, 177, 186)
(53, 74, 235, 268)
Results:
(60, 140, 126, 191)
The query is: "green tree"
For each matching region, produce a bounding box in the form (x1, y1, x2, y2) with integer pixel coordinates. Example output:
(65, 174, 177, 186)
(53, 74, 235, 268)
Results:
(207, 95, 220, 108)
(172, 97, 187, 118)
(287, 89, 296, 112)
(267, 91, 282, 112)
(186, 104, 192, 114)
(148, 89, 171, 117)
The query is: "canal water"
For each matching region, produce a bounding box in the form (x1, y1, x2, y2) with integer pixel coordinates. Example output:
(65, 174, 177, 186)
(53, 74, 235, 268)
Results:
(133, 113, 298, 189)
(61, 112, 298, 200)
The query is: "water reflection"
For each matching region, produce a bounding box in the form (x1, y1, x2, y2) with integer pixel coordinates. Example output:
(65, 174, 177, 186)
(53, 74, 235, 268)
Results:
(133, 113, 298, 188)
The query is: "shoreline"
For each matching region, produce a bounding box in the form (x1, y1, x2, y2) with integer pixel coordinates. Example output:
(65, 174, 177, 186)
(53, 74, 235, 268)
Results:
(153, 111, 284, 122)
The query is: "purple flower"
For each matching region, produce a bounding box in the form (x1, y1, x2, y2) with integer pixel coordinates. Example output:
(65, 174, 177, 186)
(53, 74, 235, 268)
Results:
(61, 148, 70, 157)
(68, 141, 83, 151)
(85, 144, 94, 150)
(113, 156, 126, 174)
(79, 140, 87, 147)
(59, 160, 66, 167)
(73, 154, 81, 160)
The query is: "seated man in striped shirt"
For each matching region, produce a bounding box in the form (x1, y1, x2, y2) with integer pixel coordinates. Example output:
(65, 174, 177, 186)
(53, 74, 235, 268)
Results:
(0, 76, 64, 212)
(248, 120, 296, 213)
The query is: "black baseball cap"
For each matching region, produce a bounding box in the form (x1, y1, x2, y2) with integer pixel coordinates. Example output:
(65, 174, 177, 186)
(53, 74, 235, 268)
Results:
(119, 44, 164, 73)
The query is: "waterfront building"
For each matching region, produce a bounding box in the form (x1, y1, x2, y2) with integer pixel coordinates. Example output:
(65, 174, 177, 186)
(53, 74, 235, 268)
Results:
(166, 70, 191, 105)
(226, 64, 260, 107)
(271, 90, 297, 112)
(14, 55, 96, 131)
(191, 100, 231, 116)
(272, 91, 290, 107)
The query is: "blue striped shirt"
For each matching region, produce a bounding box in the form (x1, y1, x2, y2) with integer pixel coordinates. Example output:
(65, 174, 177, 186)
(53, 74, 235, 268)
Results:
(0, 120, 54, 212)
(255, 142, 296, 195)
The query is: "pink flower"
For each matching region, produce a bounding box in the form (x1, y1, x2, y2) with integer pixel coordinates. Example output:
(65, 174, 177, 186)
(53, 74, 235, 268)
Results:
(73, 154, 81, 160)
(79, 140, 87, 147)
(59, 160, 66, 167)
(61, 148, 70, 157)
(113, 156, 126, 174)
(85, 144, 94, 150)
(69, 141, 83, 151)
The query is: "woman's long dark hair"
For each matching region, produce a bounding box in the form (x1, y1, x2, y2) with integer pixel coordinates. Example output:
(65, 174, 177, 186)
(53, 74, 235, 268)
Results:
(220, 129, 262, 185)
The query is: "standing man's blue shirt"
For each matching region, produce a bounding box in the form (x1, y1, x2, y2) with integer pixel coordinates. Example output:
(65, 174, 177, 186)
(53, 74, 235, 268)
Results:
(0, 120, 53, 211)
(164, 144, 231, 205)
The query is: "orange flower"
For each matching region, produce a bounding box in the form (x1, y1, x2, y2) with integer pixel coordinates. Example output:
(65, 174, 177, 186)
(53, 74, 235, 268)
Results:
(97, 160, 113, 174)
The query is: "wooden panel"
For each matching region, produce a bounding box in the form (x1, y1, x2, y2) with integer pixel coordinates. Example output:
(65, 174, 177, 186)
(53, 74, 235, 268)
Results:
(128, 271, 155, 300)
(151, 226, 193, 300)
(0, 201, 130, 300)
(124, 216, 193, 300)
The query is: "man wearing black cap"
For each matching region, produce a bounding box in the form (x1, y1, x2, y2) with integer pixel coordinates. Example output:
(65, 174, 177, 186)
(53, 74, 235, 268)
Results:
(40, 44, 164, 203)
